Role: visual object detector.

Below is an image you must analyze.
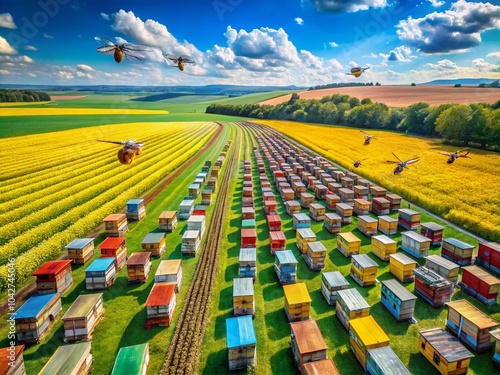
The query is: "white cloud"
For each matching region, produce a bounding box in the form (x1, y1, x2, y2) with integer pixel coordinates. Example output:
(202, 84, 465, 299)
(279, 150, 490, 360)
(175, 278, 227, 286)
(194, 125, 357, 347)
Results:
(472, 58, 499, 72)
(27, 72, 36, 77)
(0, 13, 16, 29)
(0, 36, 17, 54)
(58, 71, 74, 80)
(100, 13, 110, 21)
(329, 41, 339, 48)
(428, 0, 445, 7)
(309, 0, 387, 13)
(43, 33, 53, 39)
(24, 45, 37, 51)
(486, 51, 500, 59)
(0, 69, 9, 74)
(295, 17, 304, 25)
(77, 64, 94, 72)
(426, 59, 458, 71)
(380, 46, 416, 63)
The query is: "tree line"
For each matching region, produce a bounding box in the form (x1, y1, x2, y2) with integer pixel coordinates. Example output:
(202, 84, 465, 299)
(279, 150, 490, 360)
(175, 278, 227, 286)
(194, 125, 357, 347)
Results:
(0, 89, 51, 102)
(308, 81, 381, 90)
(206, 93, 500, 150)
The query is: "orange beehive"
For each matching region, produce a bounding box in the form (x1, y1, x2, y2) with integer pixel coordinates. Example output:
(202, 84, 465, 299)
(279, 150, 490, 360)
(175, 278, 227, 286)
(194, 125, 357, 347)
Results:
(32, 260, 73, 295)
(98, 237, 127, 271)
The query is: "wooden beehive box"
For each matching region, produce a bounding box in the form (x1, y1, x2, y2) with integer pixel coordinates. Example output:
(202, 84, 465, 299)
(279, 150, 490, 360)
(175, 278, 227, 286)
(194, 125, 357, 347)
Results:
(286, 200, 301, 216)
(239, 248, 256, 280)
(264, 200, 277, 215)
(188, 183, 201, 199)
(491, 329, 500, 367)
(386, 193, 402, 211)
(349, 316, 390, 371)
(126, 252, 152, 283)
(104, 213, 129, 237)
(357, 215, 378, 237)
(381, 279, 417, 322)
(332, 170, 345, 182)
(0, 345, 25, 375)
(314, 184, 328, 200)
(370, 235, 397, 262)
(296, 228, 317, 254)
(242, 206, 256, 220)
(178, 199, 194, 220)
(353, 185, 369, 200)
(187, 215, 206, 238)
(370, 185, 387, 199)
(293, 213, 311, 230)
(243, 173, 252, 182)
(99, 236, 127, 270)
(336, 288, 370, 331)
(304, 241, 327, 271)
(425, 254, 460, 283)
(38, 342, 92, 375)
(413, 267, 453, 307)
(337, 232, 361, 257)
(111, 343, 149, 375)
(212, 165, 220, 178)
(85, 257, 116, 290)
(476, 242, 500, 276)
(32, 260, 73, 295)
(267, 214, 282, 231)
(241, 228, 257, 249)
(284, 283, 312, 322)
(281, 188, 295, 201)
(292, 181, 306, 199)
(328, 182, 343, 195)
(341, 176, 354, 190)
(181, 230, 201, 255)
(350, 254, 378, 286)
(242, 186, 253, 198)
(307, 176, 319, 191)
(321, 271, 350, 305)
(353, 199, 371, 216)
(345, 171, 358, 184)
(336, 202, 353, 223)
(418, 328, 474, 375)
(366, 346, 411, 375)
(442, 238, 475, 266)
(398, 209, 421, 230)
(300, 192, 315, 208)
(193, 205, 207, 216)
(126, 199, 146, 221)
(65, 238, 95, 265)
(155, 259, 182, 292)
(290, 319, 328, 369)
(208, 176, 218, 190)
(390, 253, 418, 283)
(275, 250, 298, 285)
(378, 215, 398, 235)
(401, 231, 431, 259)
(309, 203, 325, 221)
(270, 230, 286, 255)
(263, 191, 276, 202)
(201, 189, 213, 205)
(242, 219, 256, 229)
(14, 293, 62, 344)
(145, 283, 176, 328)
(226, 315, 256, 371)
(301, 171, 312, 185)
(338, 187, 354, 206)
(62, 293, 104, 342)
(324, 213, 341, 234)
(325, 194, 340, 211)
(158, 211, 178, 232)
(371, 197, 390, 216)
(357, 178, 370, 189)
(233, 277, 255, 316)
(302, 358, 340, 375)
(446, 299, 498, 352)
(459, 266, 500, 305)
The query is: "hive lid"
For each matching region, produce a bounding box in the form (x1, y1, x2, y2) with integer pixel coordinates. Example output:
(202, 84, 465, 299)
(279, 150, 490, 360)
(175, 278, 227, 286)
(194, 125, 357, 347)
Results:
(226, 315, 256, 348)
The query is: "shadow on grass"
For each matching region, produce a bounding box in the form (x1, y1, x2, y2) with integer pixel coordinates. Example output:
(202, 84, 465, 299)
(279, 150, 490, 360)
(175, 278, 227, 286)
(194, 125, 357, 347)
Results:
(202, 348, 234, 375)
(225, 262, 239, 282)
(262, 283, 284, 303)
(264, 309, 289, 341)
(218, 285, 233, 311)
(270, 346, 296, 375)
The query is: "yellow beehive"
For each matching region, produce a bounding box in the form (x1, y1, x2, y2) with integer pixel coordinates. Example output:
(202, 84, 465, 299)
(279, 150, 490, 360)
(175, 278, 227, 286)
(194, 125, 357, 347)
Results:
(371, 235, 397, 261)
(353, 199, 371, 216)
(350, 316, 390, 371)
(337, 232, 361, 257)
(336, 203, 353, 224)
(233, 278, 255, 316)
(390, 253, 418, 283)
(357, 215, 378, 237)
(284, 283, 312, 322)
(325, 194, 341, 210)
(378, 215, 398, 235)
(350, 254, 379, 287)
(296, 228, 317, 254)
(309, 203, 325, 221)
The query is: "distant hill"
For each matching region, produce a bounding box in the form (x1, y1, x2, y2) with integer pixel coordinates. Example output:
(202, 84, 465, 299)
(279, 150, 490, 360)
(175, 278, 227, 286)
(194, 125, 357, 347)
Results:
(422, 78, 497, 85)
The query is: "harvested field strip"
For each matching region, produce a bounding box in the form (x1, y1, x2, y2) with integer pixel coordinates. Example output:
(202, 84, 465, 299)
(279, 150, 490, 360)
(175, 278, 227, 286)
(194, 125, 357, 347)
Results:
(0, 107, 169, 116)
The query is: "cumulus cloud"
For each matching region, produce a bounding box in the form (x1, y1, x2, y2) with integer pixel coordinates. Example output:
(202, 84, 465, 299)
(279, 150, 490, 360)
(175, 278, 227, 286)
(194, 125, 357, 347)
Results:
(77, 64, 94, 72)
(0, 36, 17, 54)
(43, 33, 53, 39)
(25, 45, 37, 51)
(383, 46, 415, 62)
(396, 0, 500, 54)
(329, 41, 339, 48)
(0, 13, 16, 29)
(472, 58, 500, 72)
(58, 71, 74, 80)
(428, 0, 445, 7)
(0, 69, 9, 74)
(308, 0, 387, 13)
(295, 17, 304, 25)
(426, 59, 458, 71)
(486, 51, 500, 59)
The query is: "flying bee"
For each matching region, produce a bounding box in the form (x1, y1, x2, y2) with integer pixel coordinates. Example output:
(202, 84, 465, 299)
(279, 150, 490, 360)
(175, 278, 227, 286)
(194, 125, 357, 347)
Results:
(163, 54, 196, 71)
(353, 159, 366, 168)
(98, 139, 144, 165)
(94, 36, 157, 63)
(360, 131, 377, 145)
(387, 153, 419, 175)
(439, 150, 470, 164)
(346, 66, 369, 78)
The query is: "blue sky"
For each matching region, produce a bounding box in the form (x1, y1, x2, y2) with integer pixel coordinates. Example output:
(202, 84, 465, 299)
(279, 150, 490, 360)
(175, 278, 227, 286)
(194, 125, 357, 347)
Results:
(0, 0, 499, 86)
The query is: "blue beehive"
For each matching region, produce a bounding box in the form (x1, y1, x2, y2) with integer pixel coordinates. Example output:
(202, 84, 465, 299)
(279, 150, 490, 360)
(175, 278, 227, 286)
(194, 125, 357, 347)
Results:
(226, 315, 256, 370)
(274, 250, 298, 285)
(85, 257, 116, 290)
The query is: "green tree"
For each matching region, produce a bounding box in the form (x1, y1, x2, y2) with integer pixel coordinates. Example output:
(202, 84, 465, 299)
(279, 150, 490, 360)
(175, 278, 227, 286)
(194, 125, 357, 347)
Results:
(349, 96, 360, 108)
(435, 105, 473, 145)
(361, 97, 372, 105)
(422, 104, 453, 136)
(404, 102, 430, 134)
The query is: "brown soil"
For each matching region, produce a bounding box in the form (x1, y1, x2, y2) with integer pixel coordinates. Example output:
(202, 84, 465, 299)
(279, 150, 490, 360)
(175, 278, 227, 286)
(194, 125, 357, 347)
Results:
(50, 95, 88, 100)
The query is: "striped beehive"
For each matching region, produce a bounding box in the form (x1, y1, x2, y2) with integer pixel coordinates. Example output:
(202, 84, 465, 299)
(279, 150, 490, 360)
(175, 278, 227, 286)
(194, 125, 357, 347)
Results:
(208, 176, 218, 190)
(293, 213, 311, 230)
(292, 181, 307, 199)
(357, 215, 378, 237)
(290, 320, 328, 369)
(181, 230, 201, 255)
(353, 199, 371, 216)
(370, 185, 387, 199)
(386, 193, 402, 211)
(390, 253, 418, 283)
(420, 222, 445, 246)
(126, 199, 146, 221)
(336, 202, 353, 223)
(141, 232, 166, 258)
(263, 191, 275, 202)
(425, 255, 460, 283)
(441, 238, 475, 266)
(336, 288, 370, 331)
(357, 178, 371, 189)
(264, 200, 278, 215)
(345, 171, 358, 184)
(32, 260, 73, 295)
(145, 283, 176, 328)
(286, 200, 301, 216)
(401, 231, 431, 259)
(304, 241, 327, 271)
(233, 277, 255, 316)
(188, 183, 201, 199)
(398, 209, 421, 230)
(178, 199, 195, 220)
(226, 315, 256, 371)
(337, 232, 361, 257)
(62, 293, 104, 342)
(353, 185, 369, 200)
(413, 267, 453, 307)
(459, 266, 500, 305)
(284, 283, 312, 322)
(309, 203, 325, 221)
(104, 213, 129, 237)
(349, 316, 390, 371)
(324, 212, 341, 234)
(302, 358, 340, 375)
(476, 242, 500, 276)
(239, 248, 257, 280)
(296, 228, 317, 254)
(111, 343, 149, 375)
(381, 279, 417, 322)
(377, 215, 397, 236)
(325, 194, 341, 210)
(321, 271, 350, 305)
(99, 237, 128, 271)
(371, 235, 397, 261)
(242, 206, 256, 220)
(38, 342, 92, 375)
(188, 215, 206, 238)
(300, 192, 315, 208)
(201, 189, 213, 205)
(158, 211, 178, 232)
(314, 184, 328, 200)
(281, 188, 295, 201)
(267, 214, 282, 231)
(341, 176, 354, 190)
(366, 346, 411, 375)
(270, 230, 286, 255)
(350, 254, 378, 287)
(85, 258, 116, 290)
(371, 198, 390, 216)
(328, 182, 342, 195)
(155, 259, 182, 292)
(65, 238, 95, 265)
(126, 252, 152, 283)
(275, 250, 298, 285)
(0, 345, 25, 375)
(338, 188, 354, 206)
(332, 170, 345, 182)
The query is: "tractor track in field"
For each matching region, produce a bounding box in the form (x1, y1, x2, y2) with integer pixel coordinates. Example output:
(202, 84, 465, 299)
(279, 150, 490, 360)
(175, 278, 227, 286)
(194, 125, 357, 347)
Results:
(160, 123, 240, 375)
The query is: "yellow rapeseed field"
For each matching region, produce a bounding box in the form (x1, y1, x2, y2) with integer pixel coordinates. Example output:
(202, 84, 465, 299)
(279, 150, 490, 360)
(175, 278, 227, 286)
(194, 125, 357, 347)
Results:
(258, 120, 500, 242)
(0, 108, 169, 116)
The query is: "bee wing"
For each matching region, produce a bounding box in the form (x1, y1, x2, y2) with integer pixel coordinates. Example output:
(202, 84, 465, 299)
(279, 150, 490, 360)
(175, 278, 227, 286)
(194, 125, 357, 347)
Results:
(123, 43, 158, 52)
(124, 50, 148, 61)
(94, 36, 116, 47)
(163, 54, 179, 65)
(96, 46, 116, 55)
(135, 142, 145, 147)
(405, 157, 419, 165)
(180, 56, 196, 65)
(346, 72, 353, 76)
(386, 160, 399, 164)
(98, 140, 125, 145)
(439, 152, 451, 156)
(392, 152, 403, 163)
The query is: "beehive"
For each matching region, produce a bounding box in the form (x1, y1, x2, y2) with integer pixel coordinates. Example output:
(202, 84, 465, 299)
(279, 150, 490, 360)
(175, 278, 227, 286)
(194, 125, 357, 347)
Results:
(275, 250, 298, 284)
(369, 235, 396, 262)
(338, 188, 354, 206)
(413, 267, 453, 307)
(181, 230, 201, 255)
(155, 259, 182, 292)
(239, 248, 257, 280)
(104, 213, 128, 237)
(32, 260, 73, 295)
(309, 203, 325, 221)
(341, 176, 354, 190)
(243, 186, 253, 198)
(357, 178, 370, 189)
(370, 185, 387, 199)
(226, 315, 256, 371)
(99, 236, 127, 270)
(300, 192, 315, 208)
(290, 320, 328, 369)
(188, 183, 201, 199)
(264, 200, 278, 215)
(304, 241, 327, 271)
(145, 283, 176, 328)
(332, 170, 345, 182)
(208, 176, 218, 190)
(324, 212, 341, 234)
(263, 191, 276, 202)
(350, 254, 378, 286)
(126, 199, 146, 221)
(390, 253, 418, 283)
(293, 213, 311, 230)
(65, 238, 94, 265)
(491, 329, 500, 367)
(281, 188, 294, 201)
(353, 185, 369, 200)
(337, 232, 361, 257)
(193, 205, 207, 216)
(126, 252, 152, 283)
(141, 232, 166, 258)
(38, 342, 92, 375)
(233, 277, 255, 316)
(401, 231, 431, 258)
(187, 215, 206, 238)
(284, 283, 312, 322)
(459, 266, 500, 305)
(336, 288, 370, 331)
(446, 299, 498, 352)
(476, 242, 500, 276)
(241, 228, 257, 248)
(381, 279, 417, 322)
(307, 176, 319, 191)
(366, 346, 411, 375)
(242, 219, 256, 229)
(158, 211, 178, 232)
(267, 214, 282, 231)
(62, 293, 104, 342)
(425, 255, 460, 283)
(325, 194, 341, 210)
(353, 199, 371, 216)
(111, 343, 149, 375)
(270, 230, 286, 255)
(178, 199, 195, 220)
(441, 238, 475, 266)
(418, 328, 474, 375)
(357, 215, 378, 237)
(336, 202, 353, 223)
(386, 193, 402, 211)
(286, 200, 301, 216)
(398, 209, 421, 230)
(328, 182, 343, 195)
(302, 358, 340, 375)
(296, 228, 317, 254)
(314, 184, 328, 200)
(371, 198, 390, 216)
(0, 345, 25, 375)
(292, 181, 307, 199)
(321, 271, 350, 305)
(349, 316, 390, 371)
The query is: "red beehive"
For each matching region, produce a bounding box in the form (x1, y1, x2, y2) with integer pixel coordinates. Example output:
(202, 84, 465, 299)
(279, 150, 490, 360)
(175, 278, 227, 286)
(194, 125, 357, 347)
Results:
(476, 242, 500, 276)
(270, 230, 286, 255)
(98, 237, 127, 271)
(264, 200, 278, 215)
(267, 215, 282, 231)
(241, 228, 257, 248)
(145, 283, 176, 328)
(459, 266, 500, 306)
(32, 260, 73, 295)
